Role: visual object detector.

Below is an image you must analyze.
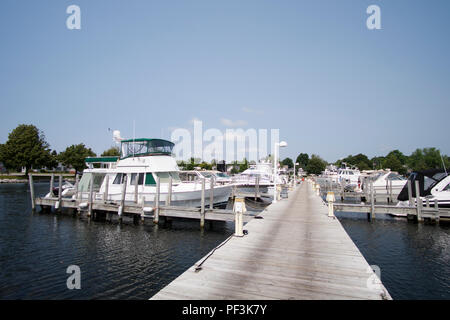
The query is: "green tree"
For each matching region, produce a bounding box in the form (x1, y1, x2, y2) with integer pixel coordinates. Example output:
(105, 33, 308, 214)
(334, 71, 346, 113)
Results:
(199, 161, 212, 170)
(185, 157, 196, 170)
(239, 158, 249, 172)
(306, 154, 327, 175)
(370, 156, 385, 170)
(408, 148, 443, 171)
(340, 153, 371, 169)
(230, 161, 240, 174)
(356, 161, 371, 171)
(281, 157, 294, 168)
(0, 124, 54, 175)
(295, 153, 309, 170)
(383, 154, 405, 175)
(59, 144, 96, 175)
(101, 146, 120, 157)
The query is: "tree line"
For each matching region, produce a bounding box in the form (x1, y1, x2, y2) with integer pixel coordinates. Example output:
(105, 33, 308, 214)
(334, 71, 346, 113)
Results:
(0, 124, 119, 176)
(1, 124, 448, 177)
(281, 149, 450, 175)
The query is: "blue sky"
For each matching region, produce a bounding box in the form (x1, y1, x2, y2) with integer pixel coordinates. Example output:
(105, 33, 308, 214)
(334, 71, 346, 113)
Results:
(1, 0, 449, 162)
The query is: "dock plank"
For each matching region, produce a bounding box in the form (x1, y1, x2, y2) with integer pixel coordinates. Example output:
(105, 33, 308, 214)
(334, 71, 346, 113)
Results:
(151, 182, 392, 300)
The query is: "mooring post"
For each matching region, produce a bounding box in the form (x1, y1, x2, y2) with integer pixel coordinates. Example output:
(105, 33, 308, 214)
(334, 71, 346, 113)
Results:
(407, 180, 413, 207)
(75, 173, 79, 201)
(255, 176, 259, 201)
(200, 178, 206, 228)
(153, 176, 160, 224)
(134, 174, 139, 204)
(57, 175, 63, 211)
(389, 180, 393, 204)
(415, 180, 423, 222)
(88, 176, 94, 217)
(166, 177, 172, 206)
(50, 174, 54, 197)
(233, 197, 245, 237)
(370, 181, 375, 220)
(209, 176, 214, 210)
(386, 180, 390, 203)
(139, 196, 146, 223)
(340, 180, 344, 201)
(119, 174, 128, 222)
(434, 199, 439, 223)
(326, 191, 335, 217)
(28, 174, 35, 211)
(103, 174, 109, 202)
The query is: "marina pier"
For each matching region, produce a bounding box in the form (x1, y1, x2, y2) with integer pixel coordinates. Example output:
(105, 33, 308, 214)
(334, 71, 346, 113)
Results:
(150, 181, 392, 300)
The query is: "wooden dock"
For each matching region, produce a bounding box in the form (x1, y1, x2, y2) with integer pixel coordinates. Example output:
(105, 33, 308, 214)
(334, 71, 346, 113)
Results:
(30, 174, 258, 226)
(150, 181, 392, 300)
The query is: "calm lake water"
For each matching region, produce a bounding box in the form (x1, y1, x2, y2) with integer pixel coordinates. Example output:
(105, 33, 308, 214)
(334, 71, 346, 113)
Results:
(0, 182, 449, 299)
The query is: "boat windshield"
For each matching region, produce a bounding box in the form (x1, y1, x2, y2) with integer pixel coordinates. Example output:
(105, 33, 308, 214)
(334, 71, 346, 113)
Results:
(216, 172, 230, 178)
(200, 172, 213, 178)
(120, 139, 174, 159)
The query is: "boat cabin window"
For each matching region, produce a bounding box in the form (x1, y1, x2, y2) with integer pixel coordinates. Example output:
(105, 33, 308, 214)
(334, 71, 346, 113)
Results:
(78, 173, 106, 192)
(387, 173, 405, 181)
(179, 172, 199, 182)
(130, 173, 144, 185)
(442, 182, 450, 192)
(120, 139, 174, 159)
(200, 172, 213, 178)
(145, 173, 156, 185)
(113, 173, 126, 184)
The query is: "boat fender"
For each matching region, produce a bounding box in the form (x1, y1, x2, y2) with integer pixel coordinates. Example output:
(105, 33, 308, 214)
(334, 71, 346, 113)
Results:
(143, 207, 154, 213)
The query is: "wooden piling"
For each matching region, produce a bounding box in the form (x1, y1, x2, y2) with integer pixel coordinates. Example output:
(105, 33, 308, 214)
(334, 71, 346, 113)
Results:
(88, 175, 94, 217)
(370, 180, 375, 220)
(50, 174, 54, 196)
(58, 175, 63, 210)
(154, 176, 160, 224)
(141, 196, 146, 223)
(103, 174, 109, 202)
(166, 177, 172, 206)
(28, 174, 35, 210)
(415, 180, 423, 222)
(119, 174, 128, 222)
(389, 180, 393, 204)
(407, 180, 413, 207)
(209, 176, 214, 210)
(134, 174, 139, 204)
(75, 174, 79, 201)
(200, 178, 206, 228)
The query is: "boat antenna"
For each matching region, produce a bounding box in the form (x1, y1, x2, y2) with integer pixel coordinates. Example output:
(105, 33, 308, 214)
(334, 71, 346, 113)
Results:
(440, 153, 448, 176)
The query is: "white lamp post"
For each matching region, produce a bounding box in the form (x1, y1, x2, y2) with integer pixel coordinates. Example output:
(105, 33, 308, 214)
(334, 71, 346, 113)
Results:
(294, 162, 299, 186)
(273, 141, 287, 203)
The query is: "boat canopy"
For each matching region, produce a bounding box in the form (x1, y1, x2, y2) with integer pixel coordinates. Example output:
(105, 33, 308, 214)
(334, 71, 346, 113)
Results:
(397, 169, 448, 201)
(120, 138, 174, 159)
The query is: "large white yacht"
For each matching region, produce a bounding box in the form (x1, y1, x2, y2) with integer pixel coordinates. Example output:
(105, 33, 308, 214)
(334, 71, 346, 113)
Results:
(64, 138, 232, 208)
(232, 161, 286, 196)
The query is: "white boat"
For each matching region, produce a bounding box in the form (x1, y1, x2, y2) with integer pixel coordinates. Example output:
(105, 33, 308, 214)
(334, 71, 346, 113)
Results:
(362, 170, 407, 198)
(232, 161, 286, 199)
(337, 167, 361, 185)
(396, 169, 450, 212)
(57, 138, 232, 208)
(179, 170, 232, 185)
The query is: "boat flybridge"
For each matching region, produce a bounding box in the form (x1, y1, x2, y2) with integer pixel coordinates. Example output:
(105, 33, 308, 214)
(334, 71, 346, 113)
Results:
(69, 138, 232, 208)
